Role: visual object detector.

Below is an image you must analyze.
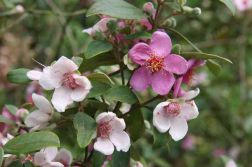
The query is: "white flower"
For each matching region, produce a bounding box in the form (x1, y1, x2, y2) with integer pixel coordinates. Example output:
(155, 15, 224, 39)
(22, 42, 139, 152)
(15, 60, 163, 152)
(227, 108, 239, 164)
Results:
(153, 88, 200, 141)
(34, 147, 72, 167)
(94, 112, 130, 155)
(27, 56, 92, 112)
(225, 159, 237, 167)
(24, 93, 53, 131)
(82, 18, 115, 36)
(0, 133, 14, 146)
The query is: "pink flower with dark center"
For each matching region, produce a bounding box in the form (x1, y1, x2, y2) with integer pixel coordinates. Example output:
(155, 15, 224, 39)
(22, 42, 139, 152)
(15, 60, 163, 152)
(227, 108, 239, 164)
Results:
(129, 31, 188, 95)
(233, 0, 252, 11)
(94, 112, 130, 155)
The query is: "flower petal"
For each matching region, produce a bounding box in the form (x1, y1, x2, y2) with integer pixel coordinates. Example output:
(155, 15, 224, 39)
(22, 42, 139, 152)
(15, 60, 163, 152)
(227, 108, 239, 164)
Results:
(51, 56, 78, 75)
(39, 67, 56, 90)
(169, 117, 188, 141)
(179, 101, 199, 120)
(96, 112, 116, 124)
(34, 152, 47, 166)
(164, 54, 188, 75)
(24, 111, 50, 128)
(54, 148, 73, 166)
(173, 77, 183, 98)
(71, 75, 91, 101)
(110, 117, 126, 131)
(182, 88, 200, 101)
(153, 102, 171, 133)
(109, 131, 130, 152)
(149, 31, 172, 57)
(52, 87, 73, 112)
(47, 162, 64, 167)
(130, 66, 151, 91)
(82, 27, 94, 36)
(128, 43, 151, 65)
(27, 70, 42, 80)
(151, 70, 175, 95)
(32, 93, 52, 114)
(43, 147, 58, 162)
(94, 137, 114, 155)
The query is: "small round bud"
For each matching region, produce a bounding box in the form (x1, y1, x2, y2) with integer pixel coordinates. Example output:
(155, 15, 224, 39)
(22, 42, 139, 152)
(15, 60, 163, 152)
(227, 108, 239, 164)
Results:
(161, 17, 177, 28)
(15, 5, 25, 13)
(182, 6, 193, 14)
(193, 7, 201, 16)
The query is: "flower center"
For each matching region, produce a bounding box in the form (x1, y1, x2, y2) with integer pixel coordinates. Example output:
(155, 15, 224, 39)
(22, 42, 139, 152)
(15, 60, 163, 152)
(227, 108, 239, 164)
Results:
(62, 73, 79, 89)
(243, 0, 248, 5)
(164, 102, 181, 117)
(97, 121, 112, 138)
(146, 54, 164, 73)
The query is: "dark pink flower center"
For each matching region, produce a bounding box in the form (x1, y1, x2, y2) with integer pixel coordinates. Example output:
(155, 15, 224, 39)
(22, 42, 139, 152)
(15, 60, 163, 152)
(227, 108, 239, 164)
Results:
(146, 54, 164, 73)
(243, 0, 248, 5)
(97, 121, 112, 138)
(164, 102, 181, 117)
(62, 73, 79, 89)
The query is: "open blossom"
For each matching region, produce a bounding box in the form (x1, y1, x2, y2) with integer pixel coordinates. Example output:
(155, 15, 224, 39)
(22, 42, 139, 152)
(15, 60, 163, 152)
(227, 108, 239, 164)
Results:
(34, 147, 72, 167)
(129, 31, 188, 95)
(94, 112, 130, 155)
(27, 56, 92, 112)
(233, 0, 252, 11)
(25, 93, 53, 131)
(153, 88, 199, 141)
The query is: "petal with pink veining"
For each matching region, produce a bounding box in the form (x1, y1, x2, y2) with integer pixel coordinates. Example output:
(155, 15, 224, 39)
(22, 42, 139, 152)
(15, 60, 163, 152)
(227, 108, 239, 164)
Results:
(149, 31, 172, 57)
(130, 67, 151, 91)
(128, 43, 151, 65)
(164, 54, 188, 75)
(151, 70, 175, 95)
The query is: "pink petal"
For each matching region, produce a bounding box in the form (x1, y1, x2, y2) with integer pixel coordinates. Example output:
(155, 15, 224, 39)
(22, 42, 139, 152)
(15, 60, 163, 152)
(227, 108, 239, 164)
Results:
(32, 93, 52, 114)
(164, 54, 188, 75)
(43, 147, 58, 162)
(169, 117, 188, 141)
(109, 130, 130, 152)
(140, 18, 152, 31)
(128, 43, 151, 65)
(27, 70, 42, 80)
(34, 152, 47, 166)
(179, 101, 199, 120)
(52, 87, 73, 112)
(94, 137, 114, 155)
(149, 31, 172, 57)
(39, 67, 57, 90)
(54, 148, 73, 166)
(151, 70, 175, 95)
(130, 67, 151, 91)
(96, 112, 116, 124)
(71, 75, 91, 101)
(24, 111, 50, 128)
(110, 117, 126, 131)
(173, 77, 183, 98)
(153, 102, 171, 133)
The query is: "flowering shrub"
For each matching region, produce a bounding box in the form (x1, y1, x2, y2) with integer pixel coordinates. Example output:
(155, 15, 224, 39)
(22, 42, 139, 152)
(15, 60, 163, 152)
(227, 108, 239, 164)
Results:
(1, 0, 245, 166)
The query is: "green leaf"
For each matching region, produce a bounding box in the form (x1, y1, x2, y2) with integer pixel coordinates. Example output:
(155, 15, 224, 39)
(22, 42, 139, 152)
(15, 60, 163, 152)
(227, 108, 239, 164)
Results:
(206, 60, 221, 76)
(125, 32, 152, 40)
(0, 115, 15, 125)
(181, 52, 232, 64)
(8, 160, 23, 167)
(111, 151, 130, 167)
(92, 151, 106, 167)
(88, 72, 114, 85)
(4, 131, 60, 154)
(23, 161, 35, 167)
(79, 52, 117, 72)
(219, 0, 236, 15)
(5, 104, 18, 115)
(125, 107, 145, 142)
(73, 112, 96, 148)
(105, 86, 138, 104)
(7, 68, 30, 84)
(0, 147, 4, 167)
(85, 40, 113, 59)
(87, 0, 145, 20)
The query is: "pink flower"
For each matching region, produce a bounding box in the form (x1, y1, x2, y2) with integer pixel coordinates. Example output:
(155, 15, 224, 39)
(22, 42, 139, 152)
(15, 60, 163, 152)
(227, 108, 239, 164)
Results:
(34, 147, 72, 167)
(143, 2, 156, 16)
(94, 112, 130, 155)
(153, 88, 199, 141)
(233, 0, 252, 11)
(181, 135, 196, 150)
(27, 56, 92, 112)
(129, 31, 188, 95)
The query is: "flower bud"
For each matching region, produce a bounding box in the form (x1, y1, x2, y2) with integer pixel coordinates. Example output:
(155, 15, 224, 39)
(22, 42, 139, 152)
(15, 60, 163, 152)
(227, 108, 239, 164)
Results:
(143, 2, 155, 13)
(15, 5, 25, 13)
(182, 6, 194, 14)
(161, 17, 177, 28)
(193, 7, 201, 16)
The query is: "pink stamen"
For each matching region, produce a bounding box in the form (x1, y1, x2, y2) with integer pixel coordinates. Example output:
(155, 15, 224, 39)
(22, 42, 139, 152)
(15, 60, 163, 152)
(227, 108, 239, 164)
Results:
(97, 121, 112, 138)
(62, 73, 79, 89)
(164, 102, 181, 117)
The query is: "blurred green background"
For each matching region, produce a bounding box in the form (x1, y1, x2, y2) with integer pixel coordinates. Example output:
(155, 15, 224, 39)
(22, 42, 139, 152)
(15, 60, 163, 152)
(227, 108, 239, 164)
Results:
(0, 0, 252, 166)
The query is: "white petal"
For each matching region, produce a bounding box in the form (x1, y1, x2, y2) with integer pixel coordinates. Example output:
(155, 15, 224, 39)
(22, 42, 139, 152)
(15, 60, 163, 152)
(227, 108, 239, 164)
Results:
(109, 131, 130, 152)
(70, 75, 91, 101)
(25, 111, 50, 128)
(169, 117, 188, 141)
(96, 112, 116, 123)
(94, 137, 114, 155)
(179, 101, 199, 120)
(153, 102, 171, 133)
(39, 67, 57, 90)
(52, 87, 73, 112)
(30, 122, 49, 132)
(82, 27, 94, 36)
(110, 117, 126, 131)
(51, 56, 78, 77)
(45, 162, 64, 167)
(182, 88, 200, 101)
(27, 70, 42, 80)
(32, 93, 52, 114)
(43, 147, 58, 162)
(54, 148, 73, 166)
(34, 152, 47, 166)
(225, 159, 237, 167)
